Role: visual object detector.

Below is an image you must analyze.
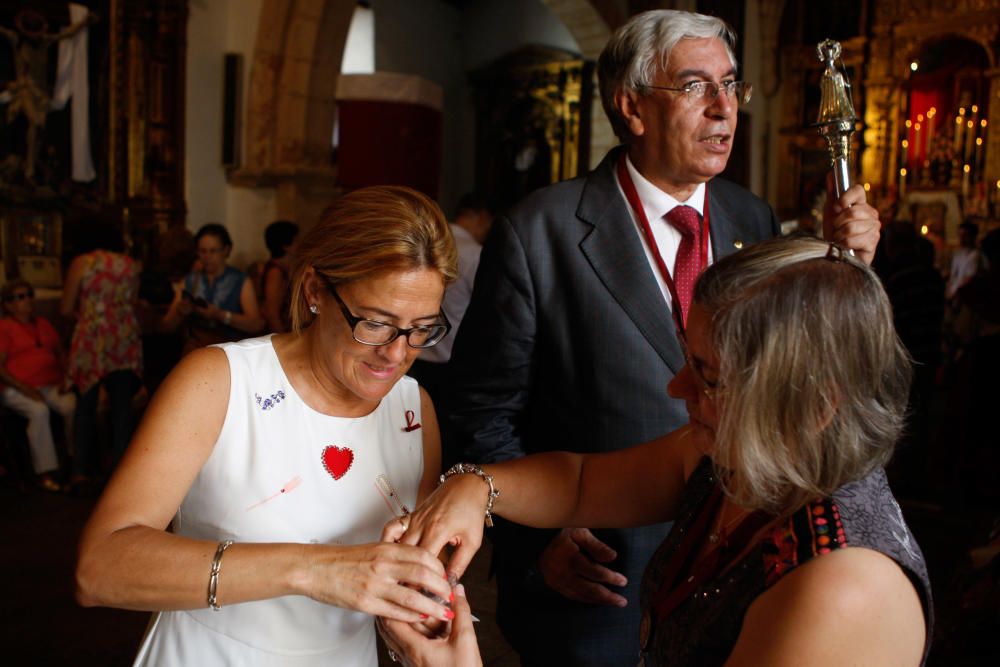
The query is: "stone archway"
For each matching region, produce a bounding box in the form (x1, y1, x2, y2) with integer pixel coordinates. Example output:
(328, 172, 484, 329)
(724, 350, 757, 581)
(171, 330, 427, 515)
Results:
(231, 0, 355, 225)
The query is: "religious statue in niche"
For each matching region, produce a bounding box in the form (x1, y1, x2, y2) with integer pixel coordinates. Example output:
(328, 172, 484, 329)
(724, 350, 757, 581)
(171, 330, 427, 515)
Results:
(0, 6, 97, 187)
(926, 133, 956, 188)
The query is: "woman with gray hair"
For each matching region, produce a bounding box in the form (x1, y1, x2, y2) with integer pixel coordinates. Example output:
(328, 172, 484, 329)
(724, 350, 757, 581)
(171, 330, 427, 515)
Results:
(383, 236, 932, 666)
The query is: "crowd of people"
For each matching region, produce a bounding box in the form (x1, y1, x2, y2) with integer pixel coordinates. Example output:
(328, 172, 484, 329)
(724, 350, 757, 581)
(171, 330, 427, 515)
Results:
(0, 216, 301, 494)
(1, 7, 996, 667)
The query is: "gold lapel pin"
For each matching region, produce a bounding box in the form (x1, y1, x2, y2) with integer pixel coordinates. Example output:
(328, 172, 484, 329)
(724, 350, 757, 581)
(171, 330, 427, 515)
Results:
(733, 240, 744, 249)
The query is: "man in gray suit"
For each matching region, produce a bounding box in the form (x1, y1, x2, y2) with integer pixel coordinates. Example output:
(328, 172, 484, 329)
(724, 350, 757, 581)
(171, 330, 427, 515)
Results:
(446, 10, 879, 666)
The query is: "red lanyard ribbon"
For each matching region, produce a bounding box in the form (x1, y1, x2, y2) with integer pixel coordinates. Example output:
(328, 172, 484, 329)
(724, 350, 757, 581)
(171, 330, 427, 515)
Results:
(616, 152, 710, 331)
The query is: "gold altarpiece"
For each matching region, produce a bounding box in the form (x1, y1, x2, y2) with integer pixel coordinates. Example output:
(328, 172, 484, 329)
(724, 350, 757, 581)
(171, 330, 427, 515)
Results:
(469, 46, 593, 214)
(0, 0, 187, 278)
(773, 0, 999, 234)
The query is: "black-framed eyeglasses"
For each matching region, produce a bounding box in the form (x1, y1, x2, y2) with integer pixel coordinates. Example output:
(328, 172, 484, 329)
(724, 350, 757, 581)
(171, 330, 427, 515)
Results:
(321, 277, 451, 349)
(3, 289, 34, 303)
(677, 329, 724, 400)
(643, 80, 752, 106)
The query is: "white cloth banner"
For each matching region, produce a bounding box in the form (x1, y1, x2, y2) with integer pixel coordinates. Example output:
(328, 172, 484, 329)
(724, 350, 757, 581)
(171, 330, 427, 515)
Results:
(50, 3, 95, 182)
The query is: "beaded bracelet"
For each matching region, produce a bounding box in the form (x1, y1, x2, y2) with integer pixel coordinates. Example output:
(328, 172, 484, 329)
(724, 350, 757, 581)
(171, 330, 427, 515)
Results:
(207, 539, 234, 611)
(439, 463, 501, 527)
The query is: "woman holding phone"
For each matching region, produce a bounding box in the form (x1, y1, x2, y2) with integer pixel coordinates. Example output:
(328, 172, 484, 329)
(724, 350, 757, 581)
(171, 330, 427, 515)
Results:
(162, 223, 265, 353)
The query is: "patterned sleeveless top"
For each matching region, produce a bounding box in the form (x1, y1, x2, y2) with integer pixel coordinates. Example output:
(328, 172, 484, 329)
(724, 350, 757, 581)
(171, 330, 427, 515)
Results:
(638, 457, 933, 666)
(67, 250, 142, 393)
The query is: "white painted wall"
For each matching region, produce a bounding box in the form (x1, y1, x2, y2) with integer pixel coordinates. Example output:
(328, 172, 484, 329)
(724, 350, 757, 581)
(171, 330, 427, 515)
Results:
(185, 0, 586, 264)
(185, 0, 275, 271)
(372, 0, 580, 214)
(461, 0, 579, 71)
(342, 5, 375, 74)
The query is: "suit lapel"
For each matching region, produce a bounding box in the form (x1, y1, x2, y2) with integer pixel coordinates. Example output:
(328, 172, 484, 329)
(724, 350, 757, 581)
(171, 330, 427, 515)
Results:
(577, 149, 686, 374)
(708, 182, 750, 260)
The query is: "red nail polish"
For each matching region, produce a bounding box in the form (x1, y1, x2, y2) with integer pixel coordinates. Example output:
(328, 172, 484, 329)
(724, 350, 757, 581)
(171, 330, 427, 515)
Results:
(419, 613, 428, 620)
(444, 609, 455, 620)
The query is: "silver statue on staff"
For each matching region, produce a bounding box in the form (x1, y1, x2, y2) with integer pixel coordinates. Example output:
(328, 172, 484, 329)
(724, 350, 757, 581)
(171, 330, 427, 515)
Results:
(814, 39, 857, 198)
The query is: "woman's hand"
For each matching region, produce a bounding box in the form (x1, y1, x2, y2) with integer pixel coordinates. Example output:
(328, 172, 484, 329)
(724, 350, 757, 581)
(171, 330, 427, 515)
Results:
(301, 542, 455, 623)
(393, 475, 491, 579)
(19, 383, 45, 402)
(198, 302, 222, 322)
(377, 583, 483, 667)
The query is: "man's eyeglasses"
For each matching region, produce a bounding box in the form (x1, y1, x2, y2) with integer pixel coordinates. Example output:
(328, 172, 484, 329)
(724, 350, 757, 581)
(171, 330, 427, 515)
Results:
(643, 80, 752, 106)
(3, 290, 34, 303)
(321, 277, 451, 349)
(677, 330, 724, 400)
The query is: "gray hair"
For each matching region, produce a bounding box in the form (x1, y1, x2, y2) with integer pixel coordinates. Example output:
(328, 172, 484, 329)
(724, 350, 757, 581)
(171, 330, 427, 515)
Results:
(597, 10, 737, 141)
(694, 236, 912, 514)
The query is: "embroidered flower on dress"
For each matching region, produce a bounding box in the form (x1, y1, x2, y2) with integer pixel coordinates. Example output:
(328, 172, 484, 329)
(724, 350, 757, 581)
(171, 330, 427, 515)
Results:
(255, 389, 286, 410)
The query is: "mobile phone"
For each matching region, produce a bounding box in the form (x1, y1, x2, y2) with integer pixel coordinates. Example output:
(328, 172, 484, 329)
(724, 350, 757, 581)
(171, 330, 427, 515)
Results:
(182, 290, 209, 308)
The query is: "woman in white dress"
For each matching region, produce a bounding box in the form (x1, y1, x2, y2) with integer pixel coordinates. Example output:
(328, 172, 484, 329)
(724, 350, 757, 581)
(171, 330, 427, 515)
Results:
(76, 186, 459, 666)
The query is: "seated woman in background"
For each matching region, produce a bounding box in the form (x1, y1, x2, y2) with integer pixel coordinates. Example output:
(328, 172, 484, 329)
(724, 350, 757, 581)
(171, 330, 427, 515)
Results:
(161, 223, 265, 353)
(260, 219, 299, 333)
(385, 236, 933, 667)
(0, 279, 75, 492)
(76, 186, 459, 666)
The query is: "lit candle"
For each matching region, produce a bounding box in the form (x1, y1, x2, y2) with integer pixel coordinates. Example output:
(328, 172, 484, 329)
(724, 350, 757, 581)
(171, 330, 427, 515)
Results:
(962, 164, 970, 199)
(979, 119, 988, 172)
(976, 137, 984, 175)
(954, 108, 966, 153)
(926, 108, 936, 157)
(905, 119, 913, 168)
(965, 119, 976, 165)
(900, 167, 907, 200)
(915, 114, 924, 166)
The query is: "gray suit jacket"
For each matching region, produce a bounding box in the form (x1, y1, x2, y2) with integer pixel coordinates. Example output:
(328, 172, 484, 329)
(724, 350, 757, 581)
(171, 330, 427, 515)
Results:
(447, 147, 779, 665)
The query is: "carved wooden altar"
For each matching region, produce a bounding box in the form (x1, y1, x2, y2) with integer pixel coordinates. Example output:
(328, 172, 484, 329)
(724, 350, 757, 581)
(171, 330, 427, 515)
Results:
(0, 0, 187, 280)
(469, 46, 593, 213)
(772, 0, 999, 234)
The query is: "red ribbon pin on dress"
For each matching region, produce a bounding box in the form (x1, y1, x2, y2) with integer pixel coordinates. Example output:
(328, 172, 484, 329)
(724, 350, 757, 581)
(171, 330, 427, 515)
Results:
(403, 410, 421, 432)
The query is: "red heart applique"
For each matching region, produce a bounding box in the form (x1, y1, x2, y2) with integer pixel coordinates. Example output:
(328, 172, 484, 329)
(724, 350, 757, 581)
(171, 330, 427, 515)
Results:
(321, 446, 354, 481)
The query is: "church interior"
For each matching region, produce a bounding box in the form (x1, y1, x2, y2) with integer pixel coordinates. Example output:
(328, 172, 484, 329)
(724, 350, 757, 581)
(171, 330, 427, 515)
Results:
(1, 0, 998, 664)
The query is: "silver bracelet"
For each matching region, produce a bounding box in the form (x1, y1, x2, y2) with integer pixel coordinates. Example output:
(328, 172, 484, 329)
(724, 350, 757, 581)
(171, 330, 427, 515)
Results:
(439, 463, 501, 527)
(207, 539, 234, 611)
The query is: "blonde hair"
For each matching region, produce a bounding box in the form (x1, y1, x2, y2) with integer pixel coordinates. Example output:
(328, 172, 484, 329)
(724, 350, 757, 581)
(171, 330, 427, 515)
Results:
(288, 186, 458, 333)
(695, 236, 911, 513)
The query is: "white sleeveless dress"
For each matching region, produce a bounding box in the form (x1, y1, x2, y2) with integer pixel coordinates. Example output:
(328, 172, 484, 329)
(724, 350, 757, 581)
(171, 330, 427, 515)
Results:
(134, 336, 425, 666)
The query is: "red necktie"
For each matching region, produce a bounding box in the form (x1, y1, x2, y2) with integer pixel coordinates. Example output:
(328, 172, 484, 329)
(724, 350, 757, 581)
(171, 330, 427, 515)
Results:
(666, 205, 702, 325)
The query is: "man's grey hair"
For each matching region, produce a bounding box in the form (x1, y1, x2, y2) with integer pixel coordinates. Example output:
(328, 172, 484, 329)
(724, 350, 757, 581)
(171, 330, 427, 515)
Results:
(597, 10, 738, 141)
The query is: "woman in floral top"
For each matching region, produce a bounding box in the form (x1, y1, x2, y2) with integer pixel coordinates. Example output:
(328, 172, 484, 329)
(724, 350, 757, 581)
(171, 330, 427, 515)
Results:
(61, 221, 142, 487)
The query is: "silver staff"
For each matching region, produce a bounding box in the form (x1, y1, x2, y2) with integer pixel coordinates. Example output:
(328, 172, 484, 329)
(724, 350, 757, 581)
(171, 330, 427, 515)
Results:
(814, 39, 857, 198)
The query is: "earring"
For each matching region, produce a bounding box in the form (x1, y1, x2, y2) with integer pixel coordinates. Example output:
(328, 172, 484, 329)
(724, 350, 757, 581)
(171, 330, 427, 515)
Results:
(309, 304, 318, 315)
